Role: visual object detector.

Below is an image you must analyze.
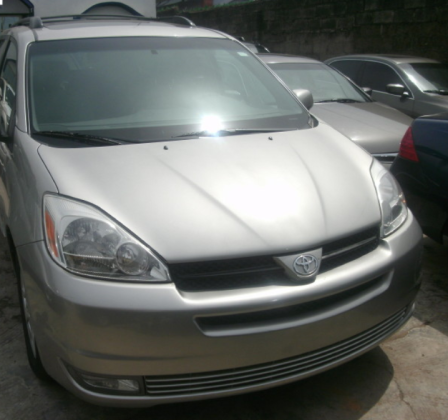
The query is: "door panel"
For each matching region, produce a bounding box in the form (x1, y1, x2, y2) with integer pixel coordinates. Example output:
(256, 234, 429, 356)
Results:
(360, 61, 415, 116)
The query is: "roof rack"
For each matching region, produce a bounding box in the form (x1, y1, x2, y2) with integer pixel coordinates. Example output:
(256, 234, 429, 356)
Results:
(157, 16, 195, 27)
(13, 16, 44, 29)
(13, 14, 195, 28)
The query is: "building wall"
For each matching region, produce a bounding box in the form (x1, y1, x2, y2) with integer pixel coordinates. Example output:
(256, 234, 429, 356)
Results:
(160, 0, 448, 62)
(30, 0, 156, 18)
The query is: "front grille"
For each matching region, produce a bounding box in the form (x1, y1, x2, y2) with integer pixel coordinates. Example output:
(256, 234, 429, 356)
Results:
(170, 255, 287, 291)
(169, 227, 379, 291)
(144, 307, 408, 397)
(320, 227, 380, 273)
(170, 226, 379, 292)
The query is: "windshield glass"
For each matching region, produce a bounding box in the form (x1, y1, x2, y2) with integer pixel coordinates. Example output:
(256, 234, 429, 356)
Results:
(268, 63, 368, 103)
(407, 63, 448, 92)
(28, 37, 309, 143)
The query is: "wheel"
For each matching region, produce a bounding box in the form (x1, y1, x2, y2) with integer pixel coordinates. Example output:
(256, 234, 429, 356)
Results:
(7, 233, 51, 381)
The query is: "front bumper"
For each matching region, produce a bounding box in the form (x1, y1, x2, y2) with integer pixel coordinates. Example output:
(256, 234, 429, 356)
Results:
(17, 213, 422, 407)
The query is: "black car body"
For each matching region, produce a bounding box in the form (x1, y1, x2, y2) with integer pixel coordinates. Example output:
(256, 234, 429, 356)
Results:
(391, 113, 448, 242)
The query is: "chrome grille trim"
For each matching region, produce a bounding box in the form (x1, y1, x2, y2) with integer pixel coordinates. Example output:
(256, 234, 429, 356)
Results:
(321, 235, 378, 260)
(144, 307, 408, 397)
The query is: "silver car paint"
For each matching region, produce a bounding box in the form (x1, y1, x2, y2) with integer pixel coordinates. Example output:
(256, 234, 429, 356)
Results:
(0, 129, 58, 245)
(18, 212, 421, 406)
(0, 19, 423, 407)
(312, 102, 411, 154)
(38, 125, 379, 262)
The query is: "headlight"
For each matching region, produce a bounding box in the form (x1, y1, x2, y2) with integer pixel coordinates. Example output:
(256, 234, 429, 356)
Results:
(43, 195, 170, 282)
(370, 159, 407, 237)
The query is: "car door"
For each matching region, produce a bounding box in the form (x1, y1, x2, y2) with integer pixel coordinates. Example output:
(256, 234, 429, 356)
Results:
(0, 39, 17, 235)
(359, 61, 415, 116)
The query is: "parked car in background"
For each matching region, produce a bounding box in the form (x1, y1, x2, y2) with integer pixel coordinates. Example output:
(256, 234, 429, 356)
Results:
(235, 36, 270, 53)
(391, 113, 448, 243)
(243, 41, 270, 53)
(325, 55, 448, 118)
(0, 14, 422, 407)
(260, 54, 413, 166)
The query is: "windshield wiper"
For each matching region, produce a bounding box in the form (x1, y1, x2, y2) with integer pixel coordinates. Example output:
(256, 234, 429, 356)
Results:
(174, 128, 294, 139)
(315, 98, 362, 103)
(423, 89, 448, 95)
(33, 131, 134, 145)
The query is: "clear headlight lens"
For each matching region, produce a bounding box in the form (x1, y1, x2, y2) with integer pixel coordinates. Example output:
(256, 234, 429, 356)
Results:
(43, 195, 169, 282)
(370, 159, 407, 237)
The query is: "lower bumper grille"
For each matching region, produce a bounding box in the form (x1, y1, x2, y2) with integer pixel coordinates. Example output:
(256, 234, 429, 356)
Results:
(144, 306, 409, 397)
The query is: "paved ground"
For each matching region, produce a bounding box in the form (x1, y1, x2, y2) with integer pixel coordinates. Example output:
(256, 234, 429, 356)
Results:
(0, 234, 447, 420)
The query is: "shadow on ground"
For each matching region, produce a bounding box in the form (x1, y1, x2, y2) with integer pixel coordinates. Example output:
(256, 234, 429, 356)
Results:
(413, 237, 448, 337)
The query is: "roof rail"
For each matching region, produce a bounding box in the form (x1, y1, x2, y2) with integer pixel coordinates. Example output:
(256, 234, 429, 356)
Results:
(13, 16, 43, 29)
(157, 16, 195, 27)
(12, 14, 195, 28)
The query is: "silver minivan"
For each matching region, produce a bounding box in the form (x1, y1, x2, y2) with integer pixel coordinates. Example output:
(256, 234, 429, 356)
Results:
(0, 14, 422, 407)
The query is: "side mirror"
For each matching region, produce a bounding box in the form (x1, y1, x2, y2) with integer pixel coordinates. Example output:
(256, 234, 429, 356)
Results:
(293, 89, 314, 110)
(386, 83, 410, 97)
(362, 87, 372, 96)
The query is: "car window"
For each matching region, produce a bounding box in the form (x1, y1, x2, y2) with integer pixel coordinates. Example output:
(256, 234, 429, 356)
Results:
(268, 62, 368, 103)
(407, 63, 448, 93)
(28, 37, 309, 143)
(360, 62, 403, 92)
(0, 41, 17, 136)
(328, 60, 363, 83)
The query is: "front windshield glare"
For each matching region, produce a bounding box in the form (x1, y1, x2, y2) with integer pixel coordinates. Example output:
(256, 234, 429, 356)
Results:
(269, 63, 367, 103)
(28, 37, 309, 142)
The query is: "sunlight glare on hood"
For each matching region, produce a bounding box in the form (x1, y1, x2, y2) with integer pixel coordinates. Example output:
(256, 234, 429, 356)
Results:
(222, 177, 303, 223)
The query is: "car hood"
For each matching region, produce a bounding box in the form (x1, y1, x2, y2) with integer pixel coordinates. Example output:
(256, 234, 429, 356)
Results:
(38, 125, 380, 262)
(311, 102, 412, 154)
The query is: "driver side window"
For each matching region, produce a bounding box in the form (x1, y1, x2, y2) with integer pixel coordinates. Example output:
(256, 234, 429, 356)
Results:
(360, 62, 403, 93)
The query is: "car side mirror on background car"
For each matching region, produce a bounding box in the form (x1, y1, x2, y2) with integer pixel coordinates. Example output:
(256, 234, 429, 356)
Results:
(293, 89, 314, 110)
(362, 87, 373, 96)
(386, 83, 411, 98)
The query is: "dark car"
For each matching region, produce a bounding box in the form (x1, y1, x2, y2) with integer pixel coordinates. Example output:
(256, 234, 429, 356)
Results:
(391, 113, 448, 243)
(325, 55, 448, 118)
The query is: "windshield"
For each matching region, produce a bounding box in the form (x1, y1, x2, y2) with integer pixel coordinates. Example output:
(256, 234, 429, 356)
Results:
(268, 63, 368, 103)
(407, 63, 448, 93)
(28, 37, 309, 143)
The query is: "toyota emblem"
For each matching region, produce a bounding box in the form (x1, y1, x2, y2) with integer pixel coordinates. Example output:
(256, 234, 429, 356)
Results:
(293, 254, 320, 277)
